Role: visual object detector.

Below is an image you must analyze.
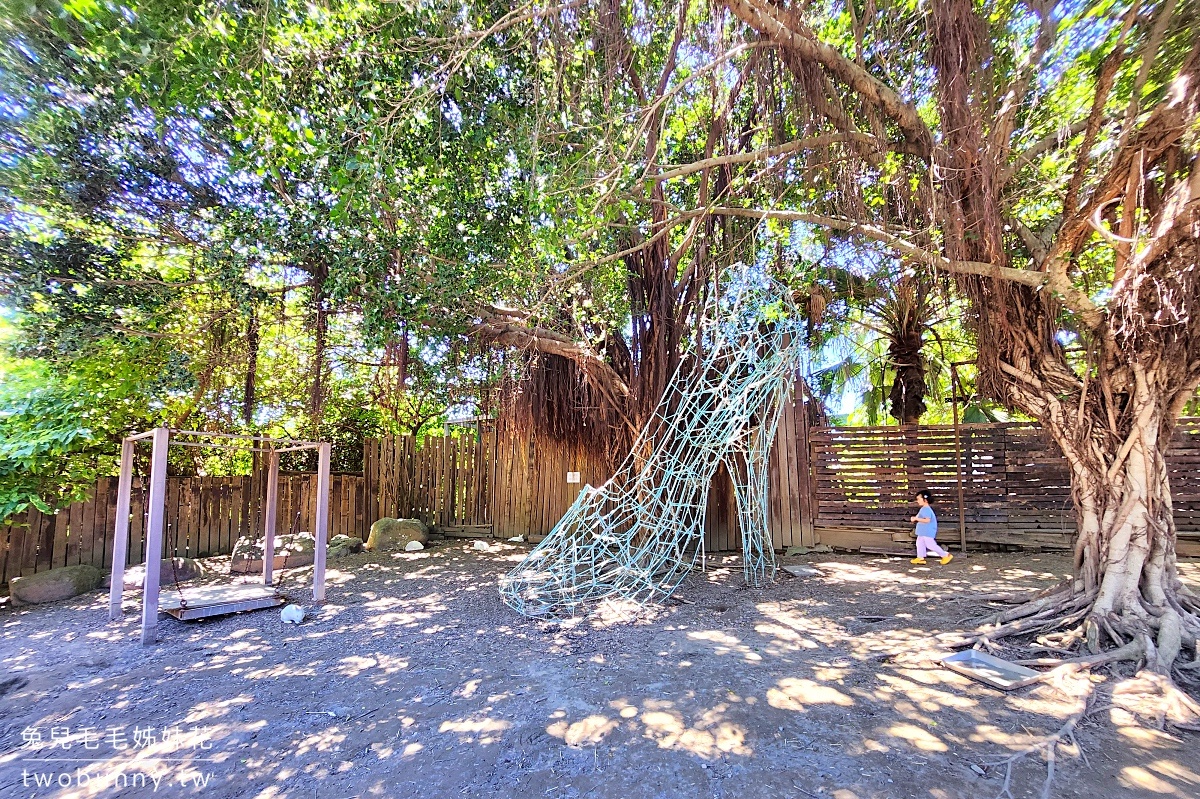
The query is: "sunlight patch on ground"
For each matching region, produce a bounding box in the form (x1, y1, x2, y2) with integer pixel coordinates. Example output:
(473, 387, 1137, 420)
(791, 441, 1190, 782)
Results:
(547, 714, 619, 746)
(882, 723, 947, 752)
(767, 678, 854, 712)
(1144, 759, 1200, 789)
(966, 723, 1036, 748)
(438, 715, 509, 744)
(881, 671, 980, 713)
(293, 727, 348, 758)
(638, 708, 750, 758)
(585, 598, 664, 627)
(1119, 765, 1185, 794)
(182, 695, 255, 725)
(813, 561, 925, 585)
(242, 662, 317, 679)
(754, 604, 849, 649)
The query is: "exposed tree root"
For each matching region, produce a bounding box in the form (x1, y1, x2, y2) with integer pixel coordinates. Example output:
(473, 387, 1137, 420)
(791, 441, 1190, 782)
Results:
(1112, 667, 1200, 731)
(960, 579, 1075, 606)
(985, 695, 1103, 799)
(1020, 639, 1144, 686)
(982, 660, 1198, 798)
(973, 586, 1093, 628)
(952, 582, 1200, 734)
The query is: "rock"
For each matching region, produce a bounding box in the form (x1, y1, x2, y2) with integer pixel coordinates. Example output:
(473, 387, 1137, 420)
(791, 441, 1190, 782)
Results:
(120, 558, 208, 589)
(9, 564, 104, 606)
(328, 535, 364, 559)
(230, 532, 317, 573)
(364, 518, 430, 551)
(782, 565, 823, 578)
(784, 544, 834, 556)
(280, 604, 305, 624)
(404, 540, 425, 552)
(472, 540, 491, 552)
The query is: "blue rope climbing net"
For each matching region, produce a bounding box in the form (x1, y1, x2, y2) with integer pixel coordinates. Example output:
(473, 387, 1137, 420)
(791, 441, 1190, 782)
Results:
(500, 267, 808, 617)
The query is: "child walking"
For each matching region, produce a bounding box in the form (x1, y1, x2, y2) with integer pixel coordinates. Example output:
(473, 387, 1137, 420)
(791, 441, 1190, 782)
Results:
(910, 490, 953, 565)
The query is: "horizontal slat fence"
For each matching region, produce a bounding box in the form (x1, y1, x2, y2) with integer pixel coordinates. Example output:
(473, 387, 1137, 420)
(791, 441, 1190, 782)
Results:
(809, 419, 1200, 553)
(2, 474, 367, 587)
(480, 383, 816, 553)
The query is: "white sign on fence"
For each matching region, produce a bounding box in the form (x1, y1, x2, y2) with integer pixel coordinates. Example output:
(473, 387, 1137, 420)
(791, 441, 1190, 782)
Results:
(566, 471, 581, 484)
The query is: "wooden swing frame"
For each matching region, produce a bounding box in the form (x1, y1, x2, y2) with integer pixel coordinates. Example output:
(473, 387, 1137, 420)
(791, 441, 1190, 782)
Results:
(107, 427, 332, 645)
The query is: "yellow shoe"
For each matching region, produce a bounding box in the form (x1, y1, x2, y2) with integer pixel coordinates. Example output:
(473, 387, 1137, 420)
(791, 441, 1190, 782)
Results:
(910, 558, 927, 565)
(940, 554, 954, 565)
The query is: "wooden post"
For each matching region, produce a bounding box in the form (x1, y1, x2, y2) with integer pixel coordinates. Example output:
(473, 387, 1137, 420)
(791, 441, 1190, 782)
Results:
(108, 438, 135, 621)
(952, 364, 967, 553)
(262, 449, 279, 586)
(795, 378, 816, 547)
(313, 442, 331, 602)
(141, 426, 170, 645)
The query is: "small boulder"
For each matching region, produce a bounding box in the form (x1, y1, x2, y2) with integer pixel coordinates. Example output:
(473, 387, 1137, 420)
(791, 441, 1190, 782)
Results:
(365, 518, 430, 552)
(404, 540, 425, 552)
(472, 540, 491, 552)
(230, 532, 316, 573)
(10, 564, 104, 606)
(120, 558, 207, 590)
(328, 535, 365, 559)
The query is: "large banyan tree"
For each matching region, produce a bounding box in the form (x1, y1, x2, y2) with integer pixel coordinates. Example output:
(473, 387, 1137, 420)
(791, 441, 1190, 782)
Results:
(470, 0, 1200, 684)
(11, 0, 1199, 683)
(769, 0, 1198, 683)
(717, 0, 1200, 681)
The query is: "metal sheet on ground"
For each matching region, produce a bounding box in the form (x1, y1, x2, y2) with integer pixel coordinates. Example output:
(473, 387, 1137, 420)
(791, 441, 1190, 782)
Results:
(941, 649, 1041, 690)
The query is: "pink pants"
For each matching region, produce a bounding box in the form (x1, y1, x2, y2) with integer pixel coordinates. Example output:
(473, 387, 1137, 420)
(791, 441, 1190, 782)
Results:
(916, 536, 948, 559)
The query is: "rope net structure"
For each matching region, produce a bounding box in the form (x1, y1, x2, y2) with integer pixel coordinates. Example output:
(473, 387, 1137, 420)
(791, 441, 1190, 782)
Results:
(500, 269, 808, 617)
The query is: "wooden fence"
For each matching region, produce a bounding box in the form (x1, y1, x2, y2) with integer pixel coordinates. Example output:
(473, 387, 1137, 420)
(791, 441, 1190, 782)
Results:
(808, 418, 1200, 555)
(480, 378, 816, 552)
(8, 412, 1200, 588)
(368, 426, 752, 550)
(363, 431, 495, 535)
(1, 473, 367, 587)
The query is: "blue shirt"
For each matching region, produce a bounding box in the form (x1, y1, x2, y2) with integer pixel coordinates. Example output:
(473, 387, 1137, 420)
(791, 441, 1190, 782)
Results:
(915, 506, 937, 538)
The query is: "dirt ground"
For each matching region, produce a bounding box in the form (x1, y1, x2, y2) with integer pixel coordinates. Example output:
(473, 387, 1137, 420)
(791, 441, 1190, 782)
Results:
(1, 543, 1198, 799)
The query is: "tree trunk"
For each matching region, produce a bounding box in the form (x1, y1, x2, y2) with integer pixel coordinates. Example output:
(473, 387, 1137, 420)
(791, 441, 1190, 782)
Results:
(243, 304, 259, 426)
(1049, 383, 1198, 671)
(309, 264, 329, 457)
(887, 340, 926, 425)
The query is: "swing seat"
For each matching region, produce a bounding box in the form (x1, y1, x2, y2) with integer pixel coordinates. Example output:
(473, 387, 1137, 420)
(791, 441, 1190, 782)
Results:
(157, 583, 283, 621)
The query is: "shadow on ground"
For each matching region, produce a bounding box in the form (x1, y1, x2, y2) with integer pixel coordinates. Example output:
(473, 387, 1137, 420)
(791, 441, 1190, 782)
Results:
(1, 546, 1197, 798)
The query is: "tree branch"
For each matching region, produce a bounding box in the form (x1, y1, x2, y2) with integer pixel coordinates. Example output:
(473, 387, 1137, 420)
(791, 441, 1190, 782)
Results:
(1001, 119, 1089, 184)
(989, 0, 1060, 163)
(722, 0, 933, 158)
(1050, 40, 1200, 269)
(648, 133, 896, 185)
(472, 315, 630, 399)
(1060, 1, 1140, 221)
(703, 206, 1103, 325)
(474, 313, 637, 436)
